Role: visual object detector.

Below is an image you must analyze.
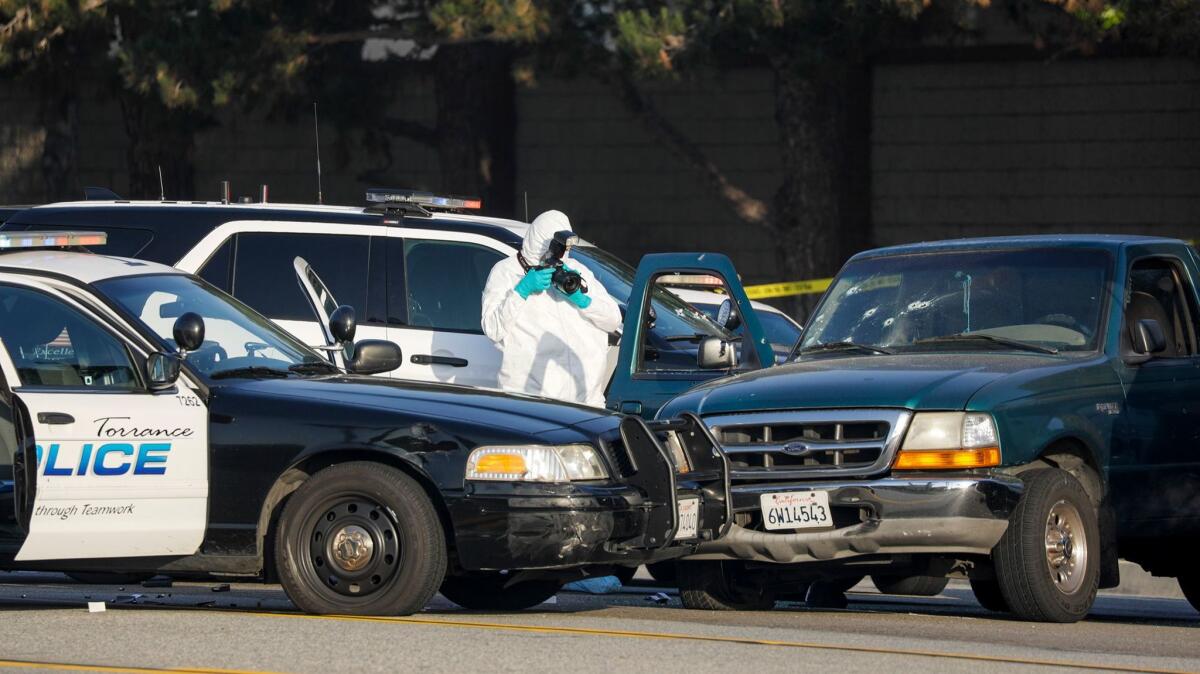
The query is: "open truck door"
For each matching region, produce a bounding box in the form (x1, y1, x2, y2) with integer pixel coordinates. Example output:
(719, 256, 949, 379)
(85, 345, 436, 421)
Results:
(607, 253, 774, 418)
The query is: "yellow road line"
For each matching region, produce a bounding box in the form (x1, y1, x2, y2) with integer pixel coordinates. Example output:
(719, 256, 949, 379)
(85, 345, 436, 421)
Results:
(0, 660, 280, 674)
(232, 610, 1197, 674)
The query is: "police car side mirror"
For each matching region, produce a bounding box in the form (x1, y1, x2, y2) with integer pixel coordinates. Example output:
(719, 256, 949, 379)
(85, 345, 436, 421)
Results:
(330, 305, 356, 345)
(147, 352, 182, 390)
(347, 339, 402, 375)
(697, 336, 737, 370)
(173, 312, 206, 353)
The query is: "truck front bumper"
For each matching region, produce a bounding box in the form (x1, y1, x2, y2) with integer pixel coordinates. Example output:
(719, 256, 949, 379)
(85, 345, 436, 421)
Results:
(686, 473, 1023, 564)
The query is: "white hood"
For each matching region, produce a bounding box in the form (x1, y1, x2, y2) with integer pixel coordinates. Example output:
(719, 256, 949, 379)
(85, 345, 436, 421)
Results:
(521, 210, 573, 263)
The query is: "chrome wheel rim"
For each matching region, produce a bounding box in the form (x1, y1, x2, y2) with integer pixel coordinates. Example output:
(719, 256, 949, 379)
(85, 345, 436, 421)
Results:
(1045, 499, 1087, 595)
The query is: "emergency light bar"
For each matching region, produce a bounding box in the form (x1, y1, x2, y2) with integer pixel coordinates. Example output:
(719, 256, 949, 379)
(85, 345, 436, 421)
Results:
(658, 274, 726, 289)
(0, 231, 107, 249)
(366, 188, 482, 211)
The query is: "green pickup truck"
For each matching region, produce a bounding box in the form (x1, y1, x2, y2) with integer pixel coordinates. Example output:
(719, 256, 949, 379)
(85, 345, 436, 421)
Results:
(650, 235, 1200, 623)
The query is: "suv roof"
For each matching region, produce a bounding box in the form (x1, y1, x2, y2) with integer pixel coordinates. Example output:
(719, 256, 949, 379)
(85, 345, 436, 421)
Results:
(2, 200, 528, 262)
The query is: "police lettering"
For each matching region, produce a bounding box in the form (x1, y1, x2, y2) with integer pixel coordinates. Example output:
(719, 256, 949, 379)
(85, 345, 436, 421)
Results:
(36, 443, 171, 476)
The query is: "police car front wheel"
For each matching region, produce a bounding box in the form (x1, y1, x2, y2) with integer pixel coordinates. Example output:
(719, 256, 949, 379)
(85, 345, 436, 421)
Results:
(274, 462, 447, 615)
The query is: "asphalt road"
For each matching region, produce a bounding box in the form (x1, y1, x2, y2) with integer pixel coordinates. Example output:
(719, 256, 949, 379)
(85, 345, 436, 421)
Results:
(0, 572, 1197, 674)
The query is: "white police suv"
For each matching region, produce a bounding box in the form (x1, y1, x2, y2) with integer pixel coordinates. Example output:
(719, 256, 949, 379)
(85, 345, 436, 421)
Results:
(0, 190, 735, 405)
(0, 231, 733, 614)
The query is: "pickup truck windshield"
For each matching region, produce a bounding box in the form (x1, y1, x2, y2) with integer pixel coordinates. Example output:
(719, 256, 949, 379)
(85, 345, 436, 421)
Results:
(799, 248, 1111, 356)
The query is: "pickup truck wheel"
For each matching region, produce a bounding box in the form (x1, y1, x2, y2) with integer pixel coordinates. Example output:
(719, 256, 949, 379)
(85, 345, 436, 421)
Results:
(439, 573, 561, 610)
(1178, 573, 1200, 613)
(970, 579, 1010, 613)
(871, 575, 949, 596)
(993, 468, 1099, 623)
(677, 561, 776, 611)
(274, 462, 446, 615)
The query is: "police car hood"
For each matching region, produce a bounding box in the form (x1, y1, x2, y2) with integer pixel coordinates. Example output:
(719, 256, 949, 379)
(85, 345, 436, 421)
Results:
(228, 375, 614, 436)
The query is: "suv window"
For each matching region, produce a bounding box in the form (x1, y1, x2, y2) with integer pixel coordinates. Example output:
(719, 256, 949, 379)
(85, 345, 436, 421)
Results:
(0, 285, 138, 389)
(399, 239, 503, 333)
(228, 233, 370, 322)
(1126, 257, 1199, 357)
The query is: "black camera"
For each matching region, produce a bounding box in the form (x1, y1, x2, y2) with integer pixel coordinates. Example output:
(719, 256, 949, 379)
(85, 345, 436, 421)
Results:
(540, 230, 588, 295)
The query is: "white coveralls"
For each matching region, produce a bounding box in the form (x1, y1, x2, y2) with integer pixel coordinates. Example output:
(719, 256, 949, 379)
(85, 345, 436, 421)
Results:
(481, 210, 622, 407)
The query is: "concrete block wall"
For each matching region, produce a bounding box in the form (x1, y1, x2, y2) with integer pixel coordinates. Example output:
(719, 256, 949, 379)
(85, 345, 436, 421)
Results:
(872, 57, 1200, 246)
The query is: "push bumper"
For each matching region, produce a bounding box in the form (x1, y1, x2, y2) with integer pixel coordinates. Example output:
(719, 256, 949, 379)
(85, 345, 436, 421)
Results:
(451, 414, 733, 571)
(687, 474, 1023, 564)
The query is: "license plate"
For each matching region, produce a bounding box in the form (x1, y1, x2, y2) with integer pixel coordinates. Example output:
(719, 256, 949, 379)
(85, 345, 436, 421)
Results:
(676, 497, 700, 539)
(760, 491, 832, 531)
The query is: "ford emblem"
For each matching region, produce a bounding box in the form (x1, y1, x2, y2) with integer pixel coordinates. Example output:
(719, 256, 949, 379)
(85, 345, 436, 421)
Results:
(780, 442, 812, 456)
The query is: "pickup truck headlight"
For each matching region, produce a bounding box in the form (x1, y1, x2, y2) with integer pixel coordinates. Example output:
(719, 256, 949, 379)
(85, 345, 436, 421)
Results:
(465, 445, 609, 482)
(894, 412, 1001, 470)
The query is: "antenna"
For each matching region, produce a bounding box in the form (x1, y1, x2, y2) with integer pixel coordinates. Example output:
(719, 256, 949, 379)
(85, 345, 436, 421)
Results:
(524, 191, 529, 222)
(157, 165, 165, 201)
(313, 102, 324, 205)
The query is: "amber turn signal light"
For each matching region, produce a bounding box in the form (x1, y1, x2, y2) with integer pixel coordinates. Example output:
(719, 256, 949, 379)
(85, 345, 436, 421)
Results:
(893, 447, 1001, 470)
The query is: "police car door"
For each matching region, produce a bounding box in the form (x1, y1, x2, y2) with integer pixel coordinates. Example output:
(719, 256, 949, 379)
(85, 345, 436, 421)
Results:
(0, 278, 208, 561)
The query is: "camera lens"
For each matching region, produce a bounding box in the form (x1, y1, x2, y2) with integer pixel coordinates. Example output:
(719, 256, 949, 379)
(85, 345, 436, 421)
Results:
(553, 267, 583, 294)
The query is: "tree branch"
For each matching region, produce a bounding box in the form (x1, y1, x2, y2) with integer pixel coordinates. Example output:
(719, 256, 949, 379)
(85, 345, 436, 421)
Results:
(380, 117, 439, 148)
(609, 70, 772, 232)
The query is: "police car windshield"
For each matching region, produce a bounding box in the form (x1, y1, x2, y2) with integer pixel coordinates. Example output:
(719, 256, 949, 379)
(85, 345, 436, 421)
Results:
(95, 274, 328, 378)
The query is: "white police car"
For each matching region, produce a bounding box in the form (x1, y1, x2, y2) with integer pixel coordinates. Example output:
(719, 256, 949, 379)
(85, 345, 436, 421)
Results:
(0, 190, 744, 413)
(0, 231, 732, 614)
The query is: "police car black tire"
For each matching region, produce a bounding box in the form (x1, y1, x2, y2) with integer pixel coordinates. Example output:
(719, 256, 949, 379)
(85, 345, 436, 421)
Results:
(993, 468, 1099, 623)
(677, 561, 776, 611)
(274, 461, 446, 615)
(438, 573, 561, 610)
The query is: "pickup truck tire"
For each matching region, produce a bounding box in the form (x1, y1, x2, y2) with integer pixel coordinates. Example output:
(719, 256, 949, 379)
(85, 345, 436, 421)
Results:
(871, 575, 949, 597)
(993, 468, 1099, 623)
(677, 561, 776, 611)
(1178, 573, 1200, 613)
(969, 579, 1010, 613)
(274, 462, 447, 615)
(439, 573, 561, 610)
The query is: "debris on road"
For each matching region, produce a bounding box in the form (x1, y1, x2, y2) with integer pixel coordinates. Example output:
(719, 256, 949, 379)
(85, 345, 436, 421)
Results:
(87, 602, 105, 613)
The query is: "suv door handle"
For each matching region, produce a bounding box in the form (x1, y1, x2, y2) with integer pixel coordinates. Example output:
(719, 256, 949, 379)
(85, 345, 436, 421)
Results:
(411, 354, 469, 368)
(37, 412, 75, 425)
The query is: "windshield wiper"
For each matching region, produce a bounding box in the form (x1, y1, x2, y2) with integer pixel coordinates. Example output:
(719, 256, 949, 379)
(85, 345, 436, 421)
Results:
(288, 361, 340, 374)
(210, 366, 292, 380)
(914, 333, 1059, 354)
(797, 341, 893, 356)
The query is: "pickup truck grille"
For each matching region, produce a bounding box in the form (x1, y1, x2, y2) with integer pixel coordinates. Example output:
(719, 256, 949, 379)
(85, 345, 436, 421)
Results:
(705, 409, 912, 481)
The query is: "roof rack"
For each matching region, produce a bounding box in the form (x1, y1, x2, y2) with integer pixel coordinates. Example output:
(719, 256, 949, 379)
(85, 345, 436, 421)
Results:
(364, 188, 482, 218)
(0, 231, 106, 251)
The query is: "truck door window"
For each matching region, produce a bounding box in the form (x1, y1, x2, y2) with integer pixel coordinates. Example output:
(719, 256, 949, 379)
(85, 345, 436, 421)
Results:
(636, 276, 735, 374)
(1126, 258, 1199, 357)
(230, 233, 369, 322)
(0, 285, 138, 389)
(400, 239, 503, 333)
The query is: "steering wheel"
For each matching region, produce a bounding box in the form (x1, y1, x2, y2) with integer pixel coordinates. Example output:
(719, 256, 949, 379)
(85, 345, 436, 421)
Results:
(245, 341, 271, 357)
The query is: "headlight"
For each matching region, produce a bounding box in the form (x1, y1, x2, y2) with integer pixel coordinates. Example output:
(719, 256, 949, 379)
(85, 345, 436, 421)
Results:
(894, 412, 1001, 470)
(465, 445, 609, 482)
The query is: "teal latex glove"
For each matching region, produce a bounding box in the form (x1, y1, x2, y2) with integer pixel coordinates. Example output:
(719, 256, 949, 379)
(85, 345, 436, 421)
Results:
(515, 267, 554, 299)
(566, 288, 592, 309)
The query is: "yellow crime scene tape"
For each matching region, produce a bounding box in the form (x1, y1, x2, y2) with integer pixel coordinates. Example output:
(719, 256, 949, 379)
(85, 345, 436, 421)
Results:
(744, 278, 832, 299)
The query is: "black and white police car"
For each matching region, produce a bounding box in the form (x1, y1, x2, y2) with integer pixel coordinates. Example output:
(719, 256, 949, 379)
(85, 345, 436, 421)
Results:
(0, 189, 731, 395)
(0, 231, 731, 614)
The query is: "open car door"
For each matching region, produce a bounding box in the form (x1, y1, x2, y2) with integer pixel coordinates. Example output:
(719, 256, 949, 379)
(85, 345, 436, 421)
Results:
(607, 253, 774, 419)
(294, 256, 350, 369)
(0, 285, 208, 562)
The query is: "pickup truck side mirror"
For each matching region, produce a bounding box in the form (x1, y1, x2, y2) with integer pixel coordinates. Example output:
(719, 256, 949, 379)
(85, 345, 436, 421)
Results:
(1132, 318, 1167, 357)
(348, 339, 402, 375)
(697, 336, 737, 370)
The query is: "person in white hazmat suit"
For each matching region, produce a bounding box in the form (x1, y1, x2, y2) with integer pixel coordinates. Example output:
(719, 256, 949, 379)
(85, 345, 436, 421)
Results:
(481, 210, 621, 408)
